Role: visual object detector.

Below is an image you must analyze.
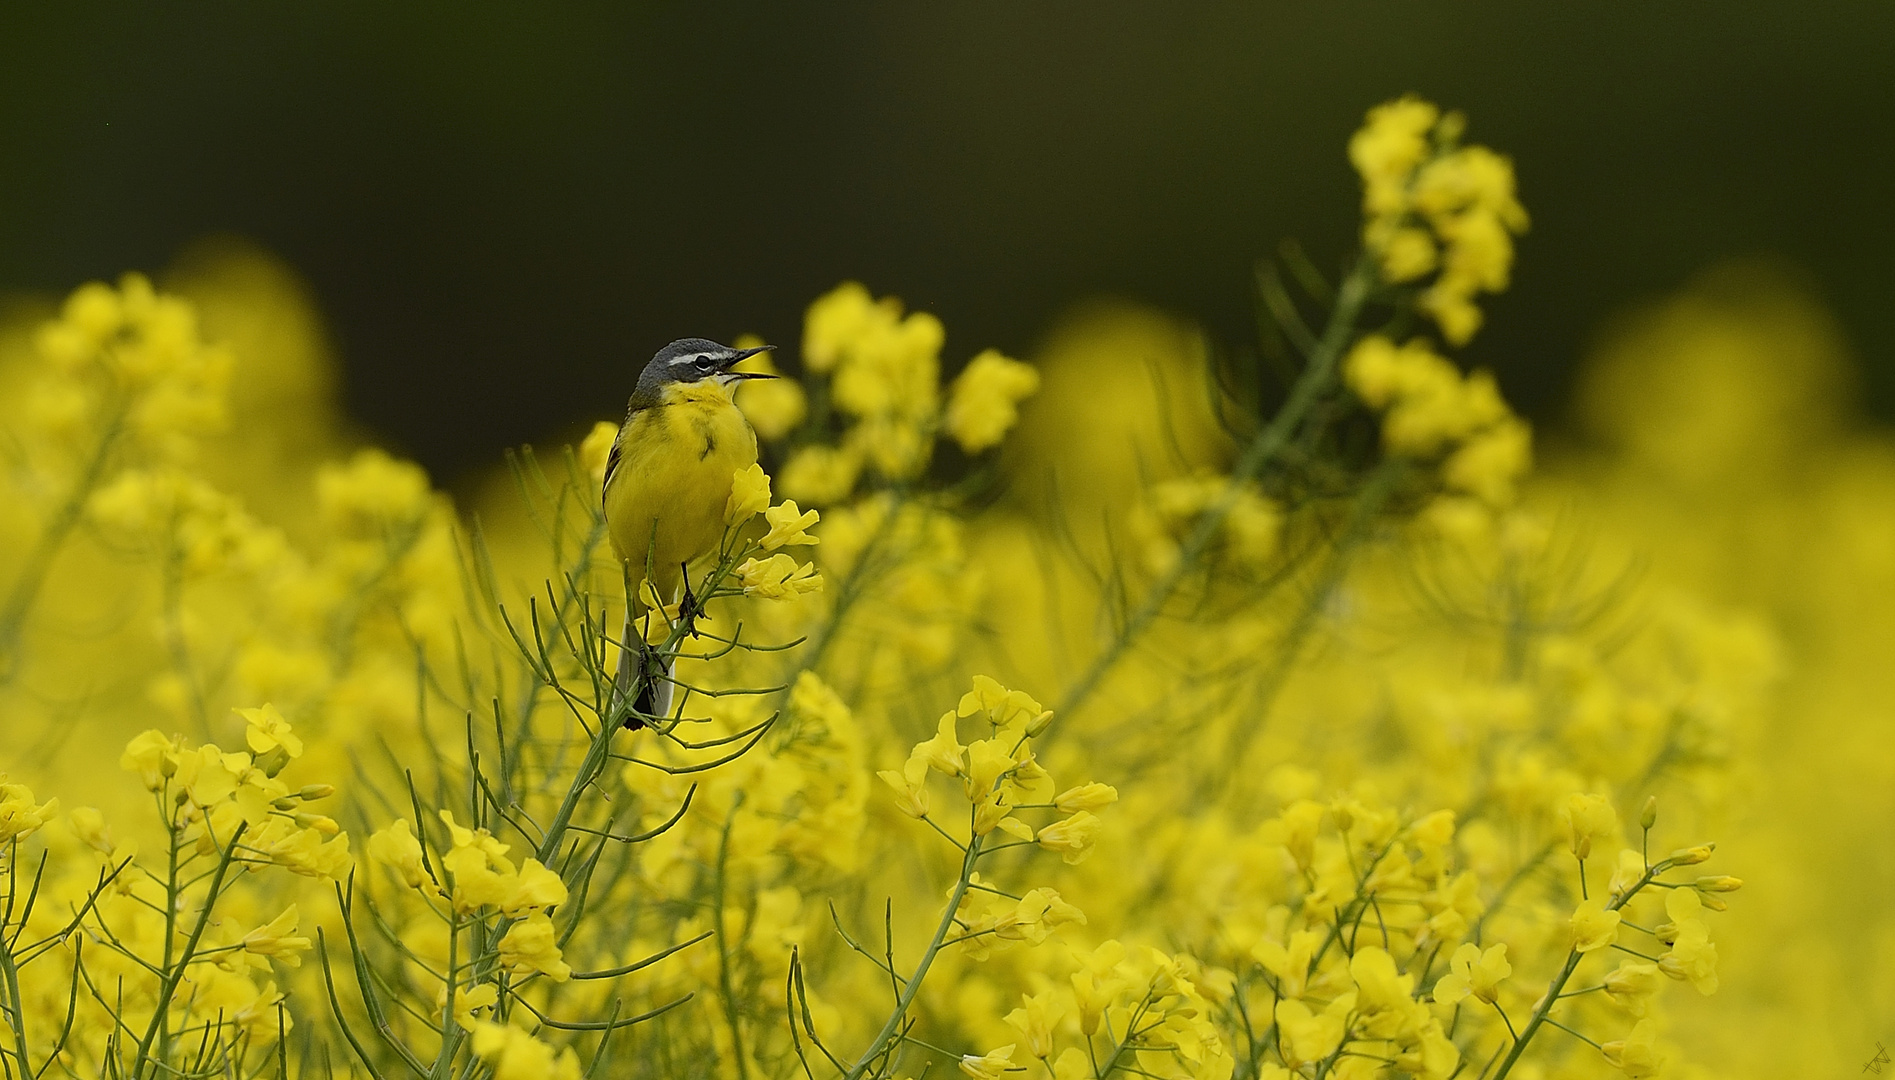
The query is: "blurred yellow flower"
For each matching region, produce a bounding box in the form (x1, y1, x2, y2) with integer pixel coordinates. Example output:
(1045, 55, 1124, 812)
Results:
(578, 419, 618, 483)
(1442, 416, 1532, 505)
(1348, 96, 1439, 213)
(1275, 994, 1353, 1066)
(1349, 946, 1415, 1013)
(470, 1023, 581, 1080)
(0, 103, 1799, 1080)
(1005, 990, 1063, 1060)
(1561, 792, 1618, 859)
(1351, 96, 1527, 345)
(731, 347, 807, 440)
(944, 349, 1040, 453)
(66, 806, 114, 854)
(777, 443, 863, 505)
(802, 281, 879, 372)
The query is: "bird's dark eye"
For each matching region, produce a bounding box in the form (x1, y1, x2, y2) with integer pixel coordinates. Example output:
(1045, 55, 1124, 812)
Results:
(694, 355, 717, 372)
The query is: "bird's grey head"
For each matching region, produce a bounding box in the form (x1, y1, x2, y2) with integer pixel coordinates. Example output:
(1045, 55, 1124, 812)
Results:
(634, 338, 775, 398)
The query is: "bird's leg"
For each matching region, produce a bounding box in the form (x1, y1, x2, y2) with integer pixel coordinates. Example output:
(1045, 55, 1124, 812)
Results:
(676, 561, 710, 638)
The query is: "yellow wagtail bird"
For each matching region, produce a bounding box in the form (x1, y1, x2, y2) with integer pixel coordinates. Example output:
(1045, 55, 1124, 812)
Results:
(604, 337, 774, 726)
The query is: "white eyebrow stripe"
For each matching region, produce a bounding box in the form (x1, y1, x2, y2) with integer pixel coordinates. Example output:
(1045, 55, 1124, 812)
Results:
(670, 355, 701, 367)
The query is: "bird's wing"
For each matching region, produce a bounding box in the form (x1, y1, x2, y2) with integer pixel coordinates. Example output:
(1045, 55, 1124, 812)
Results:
(602, 438, 623, 499)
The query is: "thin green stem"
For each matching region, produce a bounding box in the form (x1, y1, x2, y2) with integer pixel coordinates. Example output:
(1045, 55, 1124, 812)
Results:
(1489, 861, 1664, 1079)
(131, 821, 247, 1078)
(1489, 999, 1519, 1043)
(1541, 1016, 1603, 1050)
(712, 799, 751, 1080)
(1091, 999, 1158, 1080)
(0, 934, 35, 1076)
(158, 545, 212, 742)
(1215, 456, 1406, 780)
(1468, 842, 1555, 945)
(780, 487, 907, 694)
(531, 720, 617, 868)
(155, 809, 180, 1066)
(843, 835, 984, 1080)
(0, 405, 125, 681)
(429, 911, 460, 1079)
(1054, 259, 1376, 724)
(435, 549, 758, 1069)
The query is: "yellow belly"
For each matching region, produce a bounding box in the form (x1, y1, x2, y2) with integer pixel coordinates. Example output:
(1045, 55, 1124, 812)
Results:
(604, 386, 758, 600)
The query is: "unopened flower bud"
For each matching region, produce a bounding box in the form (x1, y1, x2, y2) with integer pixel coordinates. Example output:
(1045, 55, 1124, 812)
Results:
(1053, 783, 1119, 815)
(1668, 843, 1715, 866)
(1603, 962, 1659, 998)
(1699, 894, 1729, 912)
(254, 746, 291, 778)
(295, 813, 340, 836)
(1024, 710, 1055, 738)
(298, 784, 336, 800)
(1436, 110, 1468, 145)
(1695, 875, 1742, 893)
(1638, 796, 1657, 830)
(272, 797, 299, 812)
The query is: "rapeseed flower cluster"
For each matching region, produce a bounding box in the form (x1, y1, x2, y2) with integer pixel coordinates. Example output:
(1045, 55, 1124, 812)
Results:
(0, 96, 1864, 1080)
(1350, 96, 1528, 345)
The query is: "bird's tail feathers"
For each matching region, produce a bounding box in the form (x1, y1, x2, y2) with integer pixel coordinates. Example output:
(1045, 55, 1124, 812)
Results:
(617, 574, 682, 729)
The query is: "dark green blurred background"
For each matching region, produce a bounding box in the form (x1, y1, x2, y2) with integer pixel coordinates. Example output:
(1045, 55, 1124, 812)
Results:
(3, 3, 1890, 484)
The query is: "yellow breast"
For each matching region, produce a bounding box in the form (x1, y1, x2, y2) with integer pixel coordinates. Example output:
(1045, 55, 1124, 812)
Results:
(604, 381, 758, 598)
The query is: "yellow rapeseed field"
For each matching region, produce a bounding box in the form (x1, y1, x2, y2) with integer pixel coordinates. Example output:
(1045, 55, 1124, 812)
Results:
(0, 97, 1886, 1080)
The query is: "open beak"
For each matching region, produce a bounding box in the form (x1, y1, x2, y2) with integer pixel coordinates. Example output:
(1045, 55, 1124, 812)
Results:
(720, 344, 778, 380)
